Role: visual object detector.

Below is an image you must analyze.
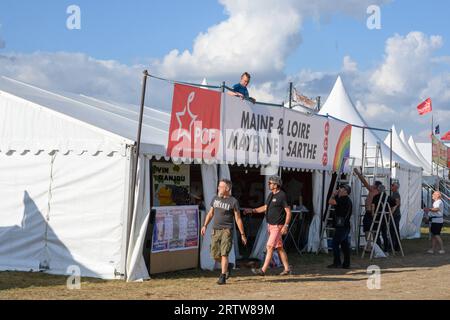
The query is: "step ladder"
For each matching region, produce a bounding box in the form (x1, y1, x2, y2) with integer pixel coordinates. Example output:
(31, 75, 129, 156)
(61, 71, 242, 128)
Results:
(318, 157, 356, 253)
(355, 142, 390, 254)
(361, 192, 404, 259)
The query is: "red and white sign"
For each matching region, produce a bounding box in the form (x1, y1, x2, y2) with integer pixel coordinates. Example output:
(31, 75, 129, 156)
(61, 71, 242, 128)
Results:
(417, 98, 432, 116)
(166, 84, 221, 160)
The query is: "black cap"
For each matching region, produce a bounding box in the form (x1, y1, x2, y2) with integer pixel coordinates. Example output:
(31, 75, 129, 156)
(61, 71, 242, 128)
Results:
(340, 184, 351, 195)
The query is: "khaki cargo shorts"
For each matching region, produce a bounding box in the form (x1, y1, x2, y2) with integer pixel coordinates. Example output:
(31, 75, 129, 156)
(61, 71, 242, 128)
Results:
(210, 228, 233, 260)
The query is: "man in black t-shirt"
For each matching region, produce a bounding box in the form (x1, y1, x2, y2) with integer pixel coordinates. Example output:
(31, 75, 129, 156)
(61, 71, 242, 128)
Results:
(201, 179, 247, 285)
(244, 176, 292, 276)
(327, 184, 353, 269)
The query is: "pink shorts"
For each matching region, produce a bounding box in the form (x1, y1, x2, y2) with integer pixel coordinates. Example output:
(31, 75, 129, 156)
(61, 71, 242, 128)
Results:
(267, 224, 284, 249)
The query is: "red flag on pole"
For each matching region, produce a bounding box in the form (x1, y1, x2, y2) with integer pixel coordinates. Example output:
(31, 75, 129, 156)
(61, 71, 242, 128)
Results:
(442, 130, 450, 141)
(417, 98, 432, 115)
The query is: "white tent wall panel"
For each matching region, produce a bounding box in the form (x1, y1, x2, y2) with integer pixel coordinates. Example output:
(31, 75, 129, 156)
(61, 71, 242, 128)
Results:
(306, 171, 332, 252)
(45, 153, 128, 278)
(392, 167, 422, 239)
(349, 176, 363, 248)
(249, 174, 271, 260)
(199, 164, 218, 270)
(0, 153, 51, 271)
(126, 154, 151, 282)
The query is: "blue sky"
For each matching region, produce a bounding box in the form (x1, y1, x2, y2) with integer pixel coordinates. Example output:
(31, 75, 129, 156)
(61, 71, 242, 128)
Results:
(1, 0, 449, 71)
(0, 1, 226, 64)
(0, 0, 449, 141)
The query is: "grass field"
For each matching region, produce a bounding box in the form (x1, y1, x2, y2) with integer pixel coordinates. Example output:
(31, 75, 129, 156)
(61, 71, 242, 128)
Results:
(0, 227, 449, 300)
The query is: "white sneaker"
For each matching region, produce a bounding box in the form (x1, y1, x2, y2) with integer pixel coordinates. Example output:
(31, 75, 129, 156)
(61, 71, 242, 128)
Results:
(427, 249, 434, 254)
(438, 250, 445, 254)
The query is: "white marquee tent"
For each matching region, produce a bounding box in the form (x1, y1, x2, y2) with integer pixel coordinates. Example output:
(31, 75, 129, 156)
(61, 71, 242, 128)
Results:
(305, 77, 423, 252)
(0, 76, 177, 280)
(0, 76, 247, 280)
(0, 74, 427, 280)
(407, 135, 432, 175)
(384, 127, 424, 169)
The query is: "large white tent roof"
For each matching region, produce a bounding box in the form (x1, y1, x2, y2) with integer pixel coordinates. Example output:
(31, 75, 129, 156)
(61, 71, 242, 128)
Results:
(399, 130, 427, 169)
(0, 76, 170, 155)
(408, 135, 432, 174)
(319, 76, 419, 171)
(383, 127, 425, 169)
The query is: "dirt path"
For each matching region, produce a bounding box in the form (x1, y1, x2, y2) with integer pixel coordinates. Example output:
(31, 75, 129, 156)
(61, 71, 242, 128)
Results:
(1, 231, 449, 300)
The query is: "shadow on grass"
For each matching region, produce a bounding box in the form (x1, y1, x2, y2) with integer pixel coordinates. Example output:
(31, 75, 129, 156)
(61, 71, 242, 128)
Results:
(0, 271, 106, 292)
(150, 230, 449, 281)
(2, 229, 448, 289)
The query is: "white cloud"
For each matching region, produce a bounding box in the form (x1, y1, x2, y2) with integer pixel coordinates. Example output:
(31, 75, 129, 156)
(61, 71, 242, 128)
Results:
(0, 0, 389, 106)
(431, 56, 450, 65)
(248, 82, 280, 104)
(355, 100, 395, 122)
(370, 32, 443, 96)
(4, 3, 450, 145)
(153, 0, 389, 82)
(420, 73, 450, 103)
(0, 52, 144, 105)
(342, 56, 358, 73)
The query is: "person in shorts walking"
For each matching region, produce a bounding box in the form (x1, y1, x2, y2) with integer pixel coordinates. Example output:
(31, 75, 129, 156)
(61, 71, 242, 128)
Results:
(424, 191, 445, 254)
(201, 179, 247, 285)
(245, 176, 292, 276)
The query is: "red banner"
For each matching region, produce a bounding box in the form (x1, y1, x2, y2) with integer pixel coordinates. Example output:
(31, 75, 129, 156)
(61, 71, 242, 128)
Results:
(417, 98, 432, 115)
(166, 84, 221, 160)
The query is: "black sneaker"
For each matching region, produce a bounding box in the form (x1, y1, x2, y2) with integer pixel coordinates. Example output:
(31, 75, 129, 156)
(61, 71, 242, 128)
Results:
(342, 264, 351, 269)
(217, 273, 226, 285)
(327, 264, 341, 269)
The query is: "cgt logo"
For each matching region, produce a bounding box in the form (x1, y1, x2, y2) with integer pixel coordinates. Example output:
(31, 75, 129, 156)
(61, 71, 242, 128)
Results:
(322, 121, 329, 166)
(167, 84, 221, 160)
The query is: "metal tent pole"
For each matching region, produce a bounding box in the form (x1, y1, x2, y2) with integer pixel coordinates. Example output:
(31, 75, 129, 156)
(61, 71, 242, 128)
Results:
(126, 69, 149, 279)
(390, 128, 393, 191)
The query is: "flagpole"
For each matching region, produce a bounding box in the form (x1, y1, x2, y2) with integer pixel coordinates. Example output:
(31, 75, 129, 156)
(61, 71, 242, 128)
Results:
(431, 113, 434, 176)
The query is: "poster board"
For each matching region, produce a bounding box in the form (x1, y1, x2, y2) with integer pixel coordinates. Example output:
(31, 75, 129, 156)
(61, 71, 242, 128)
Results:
(152, 162, 190, 206)
(150, 206, 199, 274)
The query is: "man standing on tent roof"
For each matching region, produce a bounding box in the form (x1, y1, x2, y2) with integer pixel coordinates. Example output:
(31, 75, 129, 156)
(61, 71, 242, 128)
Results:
(227, 72, 256, 103)
(244, 176, 292, 276)
(201, 179, 247, 285)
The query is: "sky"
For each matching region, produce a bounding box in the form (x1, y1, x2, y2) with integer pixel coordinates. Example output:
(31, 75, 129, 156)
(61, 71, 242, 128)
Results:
(1, 0, 449, 142)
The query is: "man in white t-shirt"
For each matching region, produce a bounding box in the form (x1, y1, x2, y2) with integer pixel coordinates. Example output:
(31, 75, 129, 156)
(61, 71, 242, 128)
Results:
(424, 191, 445, 254)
